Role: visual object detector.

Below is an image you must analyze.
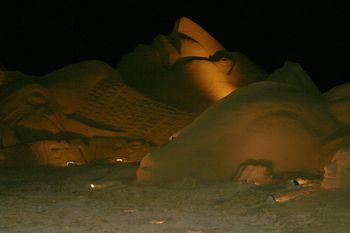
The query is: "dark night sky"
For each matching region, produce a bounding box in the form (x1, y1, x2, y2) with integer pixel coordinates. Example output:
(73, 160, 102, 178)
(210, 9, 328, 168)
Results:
(0, 1, 349, 91)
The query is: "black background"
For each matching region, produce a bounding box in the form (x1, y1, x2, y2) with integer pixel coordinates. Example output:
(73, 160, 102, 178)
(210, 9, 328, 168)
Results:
(0, 1, 349, 91)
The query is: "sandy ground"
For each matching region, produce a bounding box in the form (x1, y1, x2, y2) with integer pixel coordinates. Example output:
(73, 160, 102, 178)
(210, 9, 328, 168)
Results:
(1, 165, 350, 233)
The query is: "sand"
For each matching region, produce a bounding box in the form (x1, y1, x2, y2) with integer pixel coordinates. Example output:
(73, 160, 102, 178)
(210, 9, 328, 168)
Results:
(1, 165, 349, 233)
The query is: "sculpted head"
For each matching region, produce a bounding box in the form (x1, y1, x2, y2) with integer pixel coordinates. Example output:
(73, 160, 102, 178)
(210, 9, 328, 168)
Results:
(118, 17, 267, 112)
(30, 140, 87, 167)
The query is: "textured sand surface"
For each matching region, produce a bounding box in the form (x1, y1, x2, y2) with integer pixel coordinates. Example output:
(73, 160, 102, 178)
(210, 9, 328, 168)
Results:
(1, 165, 349, 233)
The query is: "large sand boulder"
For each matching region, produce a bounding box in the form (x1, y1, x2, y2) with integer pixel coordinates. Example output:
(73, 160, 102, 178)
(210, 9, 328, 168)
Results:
(137, 81, 339, 184)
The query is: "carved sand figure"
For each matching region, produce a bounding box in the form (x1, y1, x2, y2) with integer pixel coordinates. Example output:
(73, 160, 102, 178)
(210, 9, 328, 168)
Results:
(136, 81, 338, 182)
(0, 62, 195, 166)
(1, 17, 262, 166)
(1, 17, 350, 194)
(136, 58, 350, 192)
(118, 17, 267, 112)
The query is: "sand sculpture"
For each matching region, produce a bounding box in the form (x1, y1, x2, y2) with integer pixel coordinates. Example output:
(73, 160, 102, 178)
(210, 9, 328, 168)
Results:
(1, 17, 350, 190)
(136, 58, 350, 190)
(117, 17, 267, 111)
(0, 61, 196, 166)
(132, 19, 350, 189)
(1, 17, 257, 166)
(136, 81, 337, 182)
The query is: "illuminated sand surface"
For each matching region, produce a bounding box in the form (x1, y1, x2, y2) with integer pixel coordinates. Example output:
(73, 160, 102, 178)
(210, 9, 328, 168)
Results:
(137, 81, 338, 184)
(1, 166, 350, 233)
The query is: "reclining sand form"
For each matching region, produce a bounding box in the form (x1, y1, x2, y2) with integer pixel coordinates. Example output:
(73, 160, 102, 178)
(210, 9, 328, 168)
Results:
(1, 17, 350, 191)
(1, 17, 253, 166)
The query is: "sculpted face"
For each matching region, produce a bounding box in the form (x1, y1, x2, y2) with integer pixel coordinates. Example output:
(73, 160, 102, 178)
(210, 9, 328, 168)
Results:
(118, 17, 267, 112)
(29, 140, 87, 167)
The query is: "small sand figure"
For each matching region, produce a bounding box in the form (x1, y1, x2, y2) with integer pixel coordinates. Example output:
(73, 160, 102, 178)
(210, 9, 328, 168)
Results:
(321, 144, 350, 189)
(233, 161, 275, 185)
